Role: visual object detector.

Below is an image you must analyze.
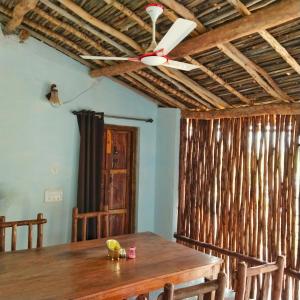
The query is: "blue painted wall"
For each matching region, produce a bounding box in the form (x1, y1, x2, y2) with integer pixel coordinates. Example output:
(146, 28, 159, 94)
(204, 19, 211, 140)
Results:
(0, 35, 159, 249)
(155, 108, 181, 239)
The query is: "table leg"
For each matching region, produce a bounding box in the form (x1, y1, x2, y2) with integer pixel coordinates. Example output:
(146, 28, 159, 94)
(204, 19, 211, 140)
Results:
(203, 265, 221, 300)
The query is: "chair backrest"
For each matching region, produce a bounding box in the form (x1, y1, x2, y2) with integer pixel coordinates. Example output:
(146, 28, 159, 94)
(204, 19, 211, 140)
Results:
(0, 213, 47, 252)
(72, 207, 109, 242)
(235, 255, 285, 300)
(158, 272, 226, 300)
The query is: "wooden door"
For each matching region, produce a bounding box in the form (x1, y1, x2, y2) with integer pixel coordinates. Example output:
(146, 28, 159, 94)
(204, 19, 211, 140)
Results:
(101, 125, 136, 236)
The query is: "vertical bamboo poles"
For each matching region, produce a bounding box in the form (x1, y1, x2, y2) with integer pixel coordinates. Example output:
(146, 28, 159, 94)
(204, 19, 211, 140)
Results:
(177, 115, 300, 298)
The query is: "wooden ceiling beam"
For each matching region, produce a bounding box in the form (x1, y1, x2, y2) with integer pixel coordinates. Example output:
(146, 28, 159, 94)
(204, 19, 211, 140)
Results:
(160, 0, 292, 102)
(56, 0, 143, 53)
(218, 43, 293, 102)
(157, 0, 206, 34)
(4, 0, 37, 34)
(182, 103, 300, 119)
(33, 7, 112, 57)
(103, 0, 155, 37)
(227, 0, 300, 76)
(91, 0, 300, 76)
(158, 0, 252, 104)
(184, 56, 252, 104)
(171, 0, 300, 58)
(40, 0, 133, 56)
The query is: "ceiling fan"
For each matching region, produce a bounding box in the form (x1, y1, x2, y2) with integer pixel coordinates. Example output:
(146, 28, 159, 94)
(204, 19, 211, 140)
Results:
(81, 3, 199, 71)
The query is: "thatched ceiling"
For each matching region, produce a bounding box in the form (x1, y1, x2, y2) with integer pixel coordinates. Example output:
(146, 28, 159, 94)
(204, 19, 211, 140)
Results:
(0, 0, 300, 111)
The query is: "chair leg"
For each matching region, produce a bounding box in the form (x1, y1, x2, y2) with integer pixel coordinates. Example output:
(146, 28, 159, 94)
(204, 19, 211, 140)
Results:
(136, 293, 149, 300)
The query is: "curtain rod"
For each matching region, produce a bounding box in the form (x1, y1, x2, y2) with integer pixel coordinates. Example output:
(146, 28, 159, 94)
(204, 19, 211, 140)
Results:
(72, 111, 153, 123)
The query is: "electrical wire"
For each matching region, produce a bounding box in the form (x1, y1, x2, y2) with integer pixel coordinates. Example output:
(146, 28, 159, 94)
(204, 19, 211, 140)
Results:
(62, 80, 98, 105)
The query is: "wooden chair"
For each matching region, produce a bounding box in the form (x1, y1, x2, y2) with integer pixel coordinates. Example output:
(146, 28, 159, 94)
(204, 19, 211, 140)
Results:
(0, 213, 47, 252)
(72, 207, 108, 242)
(227, 255, 285, 300)
(157, 272, 226, 300)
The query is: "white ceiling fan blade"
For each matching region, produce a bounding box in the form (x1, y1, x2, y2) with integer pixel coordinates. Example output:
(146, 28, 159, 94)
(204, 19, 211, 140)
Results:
(80, 56, 136, 61)
(163, 60, 199, 71)
(154, 18, 197, 56)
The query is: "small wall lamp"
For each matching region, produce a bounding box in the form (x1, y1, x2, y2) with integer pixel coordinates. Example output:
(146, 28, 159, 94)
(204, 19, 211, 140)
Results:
(46, 84, 61, 106)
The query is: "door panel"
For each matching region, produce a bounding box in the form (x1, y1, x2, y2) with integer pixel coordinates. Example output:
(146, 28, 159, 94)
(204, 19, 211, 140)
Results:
(102, 125, 136, 237)
(111, 131, 129, 169)
(109, 173, 128, 210)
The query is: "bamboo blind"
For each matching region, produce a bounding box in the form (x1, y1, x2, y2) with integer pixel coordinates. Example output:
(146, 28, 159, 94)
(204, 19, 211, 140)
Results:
(177, 115, 300, 300)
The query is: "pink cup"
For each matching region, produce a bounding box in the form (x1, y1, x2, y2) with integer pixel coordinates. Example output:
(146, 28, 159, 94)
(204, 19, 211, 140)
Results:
(128, 247, 136, 259)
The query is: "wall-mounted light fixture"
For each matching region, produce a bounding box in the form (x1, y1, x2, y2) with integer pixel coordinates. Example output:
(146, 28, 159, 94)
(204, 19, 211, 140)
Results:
(46, 84, 61, 106)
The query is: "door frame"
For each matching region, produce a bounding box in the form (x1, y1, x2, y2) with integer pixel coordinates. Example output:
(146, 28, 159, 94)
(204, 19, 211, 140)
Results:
(104, 124, 137, 234)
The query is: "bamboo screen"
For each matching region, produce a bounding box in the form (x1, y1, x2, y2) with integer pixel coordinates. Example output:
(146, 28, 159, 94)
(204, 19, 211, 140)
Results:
(177, 115, 300, 299)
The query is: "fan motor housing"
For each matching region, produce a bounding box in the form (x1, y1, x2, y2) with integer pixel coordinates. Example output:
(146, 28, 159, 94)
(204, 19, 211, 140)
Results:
(140, 55, 167, 66)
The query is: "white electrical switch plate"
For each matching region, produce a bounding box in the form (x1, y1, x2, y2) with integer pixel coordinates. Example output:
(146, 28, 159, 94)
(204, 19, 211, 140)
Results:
(45, 189, 63, 203)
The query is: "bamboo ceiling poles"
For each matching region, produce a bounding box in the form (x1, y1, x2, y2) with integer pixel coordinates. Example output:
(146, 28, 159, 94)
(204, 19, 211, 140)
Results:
(226, 0, 300, 76)
(54, 0, 228, 108)
(91, 0, 300, 76)
(0, 0, 299, 109)
(0, 5, 190, 108)
(153, 0, 293, 102)
(56, 0, 143, 53)
(98, 0, 252, 105)
(32, 7, 198, 108)
(38, 0, 209, 108)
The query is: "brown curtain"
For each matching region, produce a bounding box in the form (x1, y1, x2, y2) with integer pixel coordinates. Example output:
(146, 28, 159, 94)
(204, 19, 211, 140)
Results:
(177, 115, 300, 299)
(76, 110, 104, 239)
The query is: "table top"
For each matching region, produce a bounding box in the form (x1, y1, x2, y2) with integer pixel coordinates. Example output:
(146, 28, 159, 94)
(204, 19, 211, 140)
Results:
(0, 232, 222, 300)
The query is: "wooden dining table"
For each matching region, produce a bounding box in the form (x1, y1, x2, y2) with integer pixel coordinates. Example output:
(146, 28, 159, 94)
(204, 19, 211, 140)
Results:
(0, 232, 222, 300)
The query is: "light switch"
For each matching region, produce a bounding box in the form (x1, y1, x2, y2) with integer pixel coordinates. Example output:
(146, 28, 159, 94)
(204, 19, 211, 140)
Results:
(45, 189, 63, 203)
